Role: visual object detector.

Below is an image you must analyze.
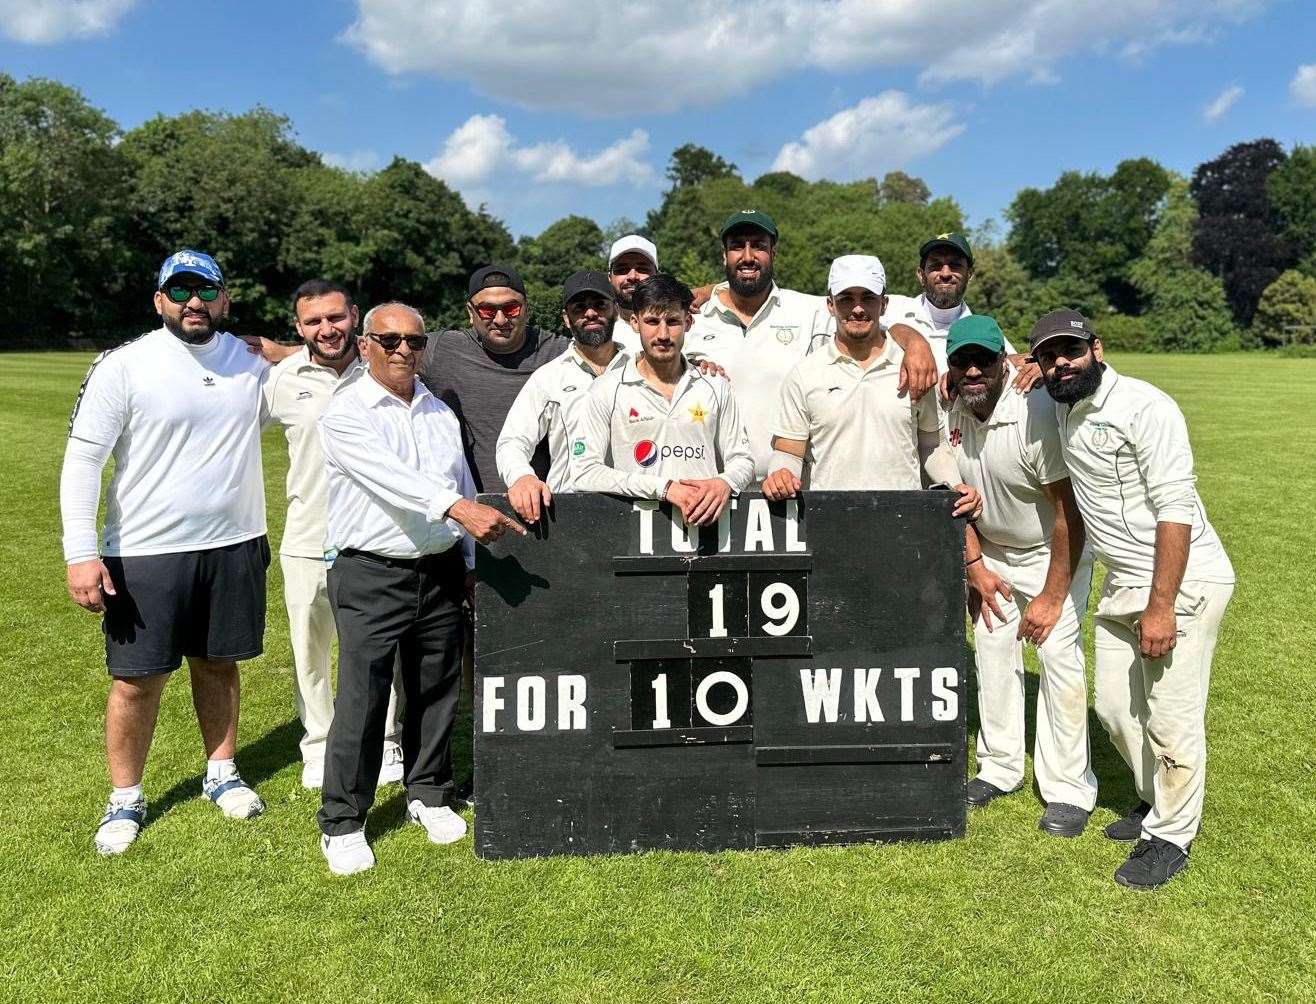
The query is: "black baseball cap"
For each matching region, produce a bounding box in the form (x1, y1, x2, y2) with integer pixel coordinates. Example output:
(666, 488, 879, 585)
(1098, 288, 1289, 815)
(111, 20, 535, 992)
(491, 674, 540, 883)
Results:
(1028, 309, 1095, 353)
(562, 270, 615, 304)
(468, 264, 526, 298)
(719, 209, 778, 241)
(919, 232, 974, 268)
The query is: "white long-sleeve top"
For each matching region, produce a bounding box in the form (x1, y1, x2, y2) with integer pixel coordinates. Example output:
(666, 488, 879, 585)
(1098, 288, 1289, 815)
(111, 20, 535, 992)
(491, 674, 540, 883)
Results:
(494, 343, 628, 493)
(318, 371, 475, 567)
(1056, 364, 1233, 587)
(572, 356, 755, 498)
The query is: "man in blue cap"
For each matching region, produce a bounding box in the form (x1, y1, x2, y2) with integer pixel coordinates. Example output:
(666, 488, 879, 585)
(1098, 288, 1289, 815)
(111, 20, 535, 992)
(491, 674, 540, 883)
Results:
(60, 250, 272, 855)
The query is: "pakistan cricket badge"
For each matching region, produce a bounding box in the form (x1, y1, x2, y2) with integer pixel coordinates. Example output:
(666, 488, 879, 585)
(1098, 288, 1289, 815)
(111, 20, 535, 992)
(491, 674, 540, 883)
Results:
(773, 325, 797, 345)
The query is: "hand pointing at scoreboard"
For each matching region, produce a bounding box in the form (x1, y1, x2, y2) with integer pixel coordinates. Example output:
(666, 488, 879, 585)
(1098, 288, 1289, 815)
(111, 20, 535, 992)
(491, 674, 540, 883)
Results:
(448, 498, 527, 544)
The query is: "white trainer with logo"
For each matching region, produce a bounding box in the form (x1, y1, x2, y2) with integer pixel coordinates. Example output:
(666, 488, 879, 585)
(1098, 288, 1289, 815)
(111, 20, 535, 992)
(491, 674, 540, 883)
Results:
(407, 799, 467, 845)
(203, 774, 265, 819)
(321, 830, 375, 875)
(94, 798, 147, 856)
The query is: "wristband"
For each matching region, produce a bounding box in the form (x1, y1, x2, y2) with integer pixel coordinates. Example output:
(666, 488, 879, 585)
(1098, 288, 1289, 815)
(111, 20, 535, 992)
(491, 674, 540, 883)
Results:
(965, 555, 983, 568)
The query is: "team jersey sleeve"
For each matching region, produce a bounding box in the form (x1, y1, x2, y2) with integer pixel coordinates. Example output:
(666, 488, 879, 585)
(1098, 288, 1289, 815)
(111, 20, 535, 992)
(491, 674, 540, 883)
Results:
(318, 405, 464, 524)
(1130, 393, 1199, 526)
(915, 385, 944, 436)
(259, 365, 282, 429)
(772, 365, 811, 442)
(572, 379, 669, 499)
(495, 367, 553, 488)
(714, 382, 755, 493)
(1027, 396, 1069, 485)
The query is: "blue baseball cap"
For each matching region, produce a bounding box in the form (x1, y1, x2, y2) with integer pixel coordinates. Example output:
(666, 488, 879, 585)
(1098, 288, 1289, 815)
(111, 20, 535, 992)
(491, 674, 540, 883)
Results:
(157, 250, 224, 289)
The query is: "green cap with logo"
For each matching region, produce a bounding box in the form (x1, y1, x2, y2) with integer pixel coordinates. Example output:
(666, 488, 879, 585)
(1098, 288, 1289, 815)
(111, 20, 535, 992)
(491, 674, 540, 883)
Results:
(946, 314, 1005, 358)
(719, 209, 778, 241)
(919, 232, 973, 267)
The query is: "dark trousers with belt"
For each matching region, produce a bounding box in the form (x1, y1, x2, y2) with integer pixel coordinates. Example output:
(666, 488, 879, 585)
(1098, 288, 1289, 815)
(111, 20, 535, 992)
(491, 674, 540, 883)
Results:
(318, 546, 465, 836)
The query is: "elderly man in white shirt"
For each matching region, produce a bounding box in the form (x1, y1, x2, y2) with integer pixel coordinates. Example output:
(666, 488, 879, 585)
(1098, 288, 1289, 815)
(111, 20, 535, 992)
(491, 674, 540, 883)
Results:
(315, 302, 525, 876)
(1033, 309, 1235, 890)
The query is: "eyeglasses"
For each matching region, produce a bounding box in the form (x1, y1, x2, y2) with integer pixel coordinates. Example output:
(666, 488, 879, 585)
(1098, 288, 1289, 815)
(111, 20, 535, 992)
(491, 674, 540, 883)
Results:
(367, 333, 429, 353)
(471, 300, 523, 321)
(164, 284, 221, 304)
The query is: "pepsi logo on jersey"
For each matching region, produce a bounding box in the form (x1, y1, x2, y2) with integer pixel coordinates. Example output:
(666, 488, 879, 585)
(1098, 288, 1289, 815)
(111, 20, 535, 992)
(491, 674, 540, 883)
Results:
(633, 440, 707, 468)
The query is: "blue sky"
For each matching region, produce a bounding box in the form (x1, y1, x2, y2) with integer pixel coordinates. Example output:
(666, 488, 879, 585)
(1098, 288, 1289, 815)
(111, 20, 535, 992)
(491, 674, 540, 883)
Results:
(2, 0, 1313, 239)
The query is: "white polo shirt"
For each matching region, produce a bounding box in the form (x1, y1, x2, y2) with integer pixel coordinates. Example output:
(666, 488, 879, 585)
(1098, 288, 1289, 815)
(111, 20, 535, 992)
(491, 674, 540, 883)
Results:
(773, 335, 943, 491)
(685, 282, 832, 478)
(882, 294, 1016, 373)
(610, 317, 642, 356)
(947, 370, 1069, 550)
(573, 356, 755, 499)
(1056, 364, 1233, 587)
(495, 343, 629, 493)
(262, 347, 364, 558)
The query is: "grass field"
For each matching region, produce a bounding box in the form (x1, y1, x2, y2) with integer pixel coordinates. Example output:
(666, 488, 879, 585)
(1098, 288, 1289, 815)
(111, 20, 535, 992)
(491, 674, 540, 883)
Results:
(1, 351, 1313, 1003)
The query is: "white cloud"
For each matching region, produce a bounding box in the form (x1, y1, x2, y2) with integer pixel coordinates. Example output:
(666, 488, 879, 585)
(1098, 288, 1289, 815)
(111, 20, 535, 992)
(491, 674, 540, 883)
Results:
(0, 0, 136, 44)
(344, 0, 1270, 115)
(1291, 64, 1316, 107)
(426, 115, 654, 189)
(322, 149, 383, 172)
(771, 92, 964, 181)
(1202, 84, 1244, 122)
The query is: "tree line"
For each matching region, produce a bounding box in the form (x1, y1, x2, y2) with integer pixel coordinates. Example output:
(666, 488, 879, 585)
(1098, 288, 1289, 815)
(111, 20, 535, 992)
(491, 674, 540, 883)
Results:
(2, 73, 1313, 351)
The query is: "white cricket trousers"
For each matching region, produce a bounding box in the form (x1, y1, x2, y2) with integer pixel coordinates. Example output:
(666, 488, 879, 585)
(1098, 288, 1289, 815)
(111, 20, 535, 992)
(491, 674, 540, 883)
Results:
(972, 541, 1097, 809)
(281, 554, 403, 765)
(1093, 577, 1233, 850)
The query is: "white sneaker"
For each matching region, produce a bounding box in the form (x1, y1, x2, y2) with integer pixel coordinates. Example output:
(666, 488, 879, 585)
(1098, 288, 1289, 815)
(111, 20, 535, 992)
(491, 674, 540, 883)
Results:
(94, 798, 146, 856)
(407, 799, 467, 845)
(203, 774, 265, 819)
(378, 743, 404, 786)
(321, 830, 375, 875)
(301, 761, 325, 790)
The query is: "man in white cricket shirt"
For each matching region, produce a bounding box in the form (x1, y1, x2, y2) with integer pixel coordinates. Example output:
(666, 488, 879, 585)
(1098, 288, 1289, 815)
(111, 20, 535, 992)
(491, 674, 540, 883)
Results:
(686, 210, 938, 479)
(761, 255, 978, 519)
(574, 274, 754, 525)
(262, 278, 405, 790)
(943, 315, 1097, 837)
(61, 250, 268, 856)
(606, 234, 658, 355)
(1032, 309, 1235, 890)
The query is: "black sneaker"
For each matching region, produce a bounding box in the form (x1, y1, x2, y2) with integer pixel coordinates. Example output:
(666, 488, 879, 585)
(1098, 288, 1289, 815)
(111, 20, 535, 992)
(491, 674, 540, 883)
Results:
(1103, 801, 1152, 842)
(965, 776, 1010, 808)
(1114, 837, 1189, 890)
(1038, 802, 1090, 838)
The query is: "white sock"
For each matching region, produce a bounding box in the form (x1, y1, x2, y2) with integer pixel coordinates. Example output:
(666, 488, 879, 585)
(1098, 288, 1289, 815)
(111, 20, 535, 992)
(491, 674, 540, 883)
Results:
(206, 758, 238, 784)
(110, 783, 144, 805)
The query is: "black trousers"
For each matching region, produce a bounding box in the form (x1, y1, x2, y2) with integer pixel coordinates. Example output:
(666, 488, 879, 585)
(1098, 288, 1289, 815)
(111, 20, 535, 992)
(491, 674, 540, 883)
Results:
(319, 547, 465, 836)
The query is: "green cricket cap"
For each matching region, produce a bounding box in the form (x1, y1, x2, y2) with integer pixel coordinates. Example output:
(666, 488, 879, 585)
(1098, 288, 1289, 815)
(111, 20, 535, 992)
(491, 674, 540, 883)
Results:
(946, 314, 1005, 358)
(919, 232, 973, 267)
(719, 209, 778, 241)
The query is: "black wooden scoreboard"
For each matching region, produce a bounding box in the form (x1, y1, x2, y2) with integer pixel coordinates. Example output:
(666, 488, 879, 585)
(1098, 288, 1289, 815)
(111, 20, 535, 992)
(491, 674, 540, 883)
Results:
(473, 491, 968, 860)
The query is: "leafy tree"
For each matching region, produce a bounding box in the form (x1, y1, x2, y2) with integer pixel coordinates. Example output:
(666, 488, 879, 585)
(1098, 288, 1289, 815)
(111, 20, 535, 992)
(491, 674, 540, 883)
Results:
(517, 215, 606, 332)
(664, 143, 738, 190)
(1267, 145, 1316, 266)
(0, 74, 138, 343)
(1250, 269, 1316, 348)
(1190, 138, 1295, 326)
(877, 170, 930, 205)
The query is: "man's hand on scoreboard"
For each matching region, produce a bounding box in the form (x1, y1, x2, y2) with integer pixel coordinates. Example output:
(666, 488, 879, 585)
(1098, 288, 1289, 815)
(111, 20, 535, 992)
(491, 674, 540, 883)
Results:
(761, 468, 802, 501)
(676, 478, 733, 525)
(448, 499, 527, 544)
(952, 483, 983, 520)
(507, 475, 552, 523)
(966, 561, 1012, 632)
(67, 558, 116, 613)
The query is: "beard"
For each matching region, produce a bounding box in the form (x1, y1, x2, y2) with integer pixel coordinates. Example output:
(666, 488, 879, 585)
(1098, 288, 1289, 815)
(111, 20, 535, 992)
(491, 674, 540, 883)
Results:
(162, 309, 221, 345)
(573, 320, 612, 347)
(614, 285, 638, 311)
(958, 383, 995, 410)
(309, 330, 358, 363)
(726, 262, 773, 299)
(1045, 359, 1103, 404)
(922, 276, 966, 310)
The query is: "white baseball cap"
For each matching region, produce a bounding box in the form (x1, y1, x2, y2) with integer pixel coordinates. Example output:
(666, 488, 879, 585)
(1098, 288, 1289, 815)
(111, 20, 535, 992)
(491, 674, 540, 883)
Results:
(827, 254, 886, 296)
(608, 234, 659, 270)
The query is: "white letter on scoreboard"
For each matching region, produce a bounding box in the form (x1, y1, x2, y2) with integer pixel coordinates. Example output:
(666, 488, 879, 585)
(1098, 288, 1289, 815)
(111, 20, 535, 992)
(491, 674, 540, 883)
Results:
(894, 667, 920, 722)
(482, 676, 505, 733)
(785, 500, 806, 552)
(558, 674, 587, 730)
(634, 502, 655, 555)
(799, 668, 843, 723)
(671, 511, 698, 553)
(743, 498, 774, 552)
(931, 667, 958, 722)
(854, 667, 884, 722)
(516, 676, 546, 732)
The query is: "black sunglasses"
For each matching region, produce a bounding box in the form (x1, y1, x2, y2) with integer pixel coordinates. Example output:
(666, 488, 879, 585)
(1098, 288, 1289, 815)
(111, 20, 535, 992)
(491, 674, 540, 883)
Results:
(163, 284, 221, 303)
(367, 333, 428, 353)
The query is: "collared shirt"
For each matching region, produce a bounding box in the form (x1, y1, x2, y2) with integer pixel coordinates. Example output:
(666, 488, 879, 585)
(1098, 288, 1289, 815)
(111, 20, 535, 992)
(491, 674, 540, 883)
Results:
(686, 282, 833, 478)
(495, 343, 629, 493)
(610, 317, 642, 356)
(573, 356, 755, 499)
(1056, 364, 1233, 587)
(261, 347, 364, 558)
(948, 367, 1069, 550)
(881, 294, 1016, 374)
(319, 371, 475, 565)
(774, 335, 943, 490)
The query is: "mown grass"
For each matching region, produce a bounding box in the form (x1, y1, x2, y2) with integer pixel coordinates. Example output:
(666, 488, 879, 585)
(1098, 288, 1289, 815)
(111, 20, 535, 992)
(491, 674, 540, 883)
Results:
(1, 351, 1312, 1002)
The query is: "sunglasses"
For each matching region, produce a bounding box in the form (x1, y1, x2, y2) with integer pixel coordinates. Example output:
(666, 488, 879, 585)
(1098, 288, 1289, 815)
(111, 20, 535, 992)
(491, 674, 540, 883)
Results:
(471, 300, 523, 321)
(367, 333, 429, 353)
(164, 284, 221, 303)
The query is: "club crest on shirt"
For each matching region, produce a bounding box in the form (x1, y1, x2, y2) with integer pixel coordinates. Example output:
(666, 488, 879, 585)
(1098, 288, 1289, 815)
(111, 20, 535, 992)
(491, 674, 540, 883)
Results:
(688, 402, 708, 424)
(949, 427, 962, 447)
(571, 439, 586, 457)
(771, 325, 797, 345)
(1091, 422, 1112, 449)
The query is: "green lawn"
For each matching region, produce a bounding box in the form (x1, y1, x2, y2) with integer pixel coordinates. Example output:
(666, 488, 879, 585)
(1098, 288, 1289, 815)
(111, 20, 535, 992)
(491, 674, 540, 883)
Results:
(1, 352, 1312, 1002)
